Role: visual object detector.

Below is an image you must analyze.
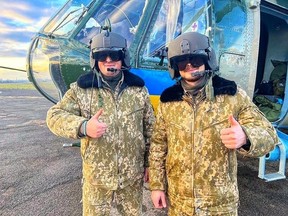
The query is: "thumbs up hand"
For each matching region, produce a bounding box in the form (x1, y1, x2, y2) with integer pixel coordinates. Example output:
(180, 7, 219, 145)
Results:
(86, 109, 108, 138)
(220, 115, 247, 149)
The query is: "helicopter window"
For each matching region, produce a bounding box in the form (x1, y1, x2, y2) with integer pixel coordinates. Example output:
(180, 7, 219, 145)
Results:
(75, 0, 146, 46)
(213, 1, 248, 92)
(213, 1, 246, 53)
(29, 38, 62, 102)
(43, 0, 92, 36)
(140, 0, 211, 69)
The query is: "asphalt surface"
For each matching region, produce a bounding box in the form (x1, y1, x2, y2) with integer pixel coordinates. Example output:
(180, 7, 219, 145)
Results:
(0, 88, 287, 216)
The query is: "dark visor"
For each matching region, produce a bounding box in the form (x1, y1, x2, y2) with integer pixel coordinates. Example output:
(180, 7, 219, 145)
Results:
(93, 50, 123, 62)
(171, 54, 207, 71)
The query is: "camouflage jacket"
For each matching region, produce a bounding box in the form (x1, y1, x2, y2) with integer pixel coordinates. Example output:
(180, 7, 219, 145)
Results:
(149, 75, 278, 213)
(47, 71, 155, 190)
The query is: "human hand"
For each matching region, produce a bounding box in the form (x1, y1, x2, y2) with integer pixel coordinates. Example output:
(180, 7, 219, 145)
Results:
(86, 109, 108, 138)
(151, 190, 167, 208)
(220, 115, 247, 149)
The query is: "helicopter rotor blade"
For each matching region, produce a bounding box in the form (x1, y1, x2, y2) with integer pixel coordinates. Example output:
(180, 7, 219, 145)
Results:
(0, 66, 26, 73)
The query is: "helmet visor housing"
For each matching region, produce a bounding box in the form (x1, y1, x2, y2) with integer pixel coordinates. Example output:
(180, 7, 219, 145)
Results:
(93, 50, 124, 62)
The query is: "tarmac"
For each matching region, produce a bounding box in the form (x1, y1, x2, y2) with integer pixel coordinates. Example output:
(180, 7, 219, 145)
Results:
(0, 88, 287, 216)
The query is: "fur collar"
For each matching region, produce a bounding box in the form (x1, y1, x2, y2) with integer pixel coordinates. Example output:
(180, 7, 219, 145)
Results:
(160, 75, 237, 102)
(77, 70, 145, 89)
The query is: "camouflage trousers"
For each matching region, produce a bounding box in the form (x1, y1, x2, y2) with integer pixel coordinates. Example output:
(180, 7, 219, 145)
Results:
(82, 178, 143, 216)
(168, 207, 238, 216)
(168, 192, 238, 216)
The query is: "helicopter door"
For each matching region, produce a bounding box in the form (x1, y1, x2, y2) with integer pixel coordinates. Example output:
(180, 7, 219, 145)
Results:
(257, 1, 288, 128)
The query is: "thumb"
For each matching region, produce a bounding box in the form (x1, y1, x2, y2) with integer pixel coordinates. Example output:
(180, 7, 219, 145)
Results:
(92, 109, 103, 120)
(161, 194, 167, 208)
(228, 115, 239, 127)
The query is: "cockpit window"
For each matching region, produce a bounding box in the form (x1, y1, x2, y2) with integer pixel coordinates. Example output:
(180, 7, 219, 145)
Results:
(213, 1, 246, 52)
(140, 0, 211, 69)
(75, 0, 146, 46)
(43, 0, 92, 36)
(42, 0, 212, 70)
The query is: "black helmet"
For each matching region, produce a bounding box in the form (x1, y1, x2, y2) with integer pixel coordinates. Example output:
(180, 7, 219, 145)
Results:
(167, 32, 218, 79)
(90, 31, 130, 71)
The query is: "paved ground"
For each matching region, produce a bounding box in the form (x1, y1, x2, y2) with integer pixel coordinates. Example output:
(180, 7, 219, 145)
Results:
(0, 88, 287, 216)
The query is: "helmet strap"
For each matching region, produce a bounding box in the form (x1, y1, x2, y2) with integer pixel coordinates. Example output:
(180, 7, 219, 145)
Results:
(205, 75, 214, 101)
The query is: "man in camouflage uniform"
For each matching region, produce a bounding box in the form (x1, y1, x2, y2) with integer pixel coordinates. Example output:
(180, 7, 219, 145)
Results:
(149, 32, 278, 215)
(46, 31, 155, 216)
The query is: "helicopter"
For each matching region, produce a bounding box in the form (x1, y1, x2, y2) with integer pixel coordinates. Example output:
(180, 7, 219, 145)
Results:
(26, 0, 288, 181)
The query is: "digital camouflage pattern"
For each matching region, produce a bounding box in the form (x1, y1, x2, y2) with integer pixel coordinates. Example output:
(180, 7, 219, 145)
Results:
(82, 178, 143, 215)
(46, 71, 155, 215)
(149, 77, 278, 216)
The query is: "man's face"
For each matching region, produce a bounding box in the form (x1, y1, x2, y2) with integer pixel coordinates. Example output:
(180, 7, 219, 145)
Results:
(177, 56, 206, 87)
(95, 50, 123, 77)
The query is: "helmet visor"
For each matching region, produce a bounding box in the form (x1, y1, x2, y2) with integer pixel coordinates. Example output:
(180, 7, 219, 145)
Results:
(171, 55, 206, 71)
(93, 50, 123, 62)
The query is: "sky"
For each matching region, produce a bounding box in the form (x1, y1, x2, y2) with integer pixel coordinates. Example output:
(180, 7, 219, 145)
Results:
(0, 0, 67, 80)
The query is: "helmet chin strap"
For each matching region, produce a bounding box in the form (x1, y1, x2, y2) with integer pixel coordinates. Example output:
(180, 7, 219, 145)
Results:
(205, 74, 214, 101)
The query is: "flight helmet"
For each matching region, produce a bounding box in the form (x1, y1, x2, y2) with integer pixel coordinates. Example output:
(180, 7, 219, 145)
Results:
(90, 31, 130, 71)
(167, 32, 218, 79)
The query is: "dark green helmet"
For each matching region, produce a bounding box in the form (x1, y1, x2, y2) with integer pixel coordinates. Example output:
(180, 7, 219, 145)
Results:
(90, 31, 130, 71)
(167, 32, 218, 79)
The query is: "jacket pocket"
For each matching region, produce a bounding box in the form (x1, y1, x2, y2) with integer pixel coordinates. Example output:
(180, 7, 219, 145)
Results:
(126, 107, 144, 116)
(202, 117, 228, 131)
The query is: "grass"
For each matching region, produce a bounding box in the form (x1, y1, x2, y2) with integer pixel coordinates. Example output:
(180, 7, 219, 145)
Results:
(0, 82, 36, 90)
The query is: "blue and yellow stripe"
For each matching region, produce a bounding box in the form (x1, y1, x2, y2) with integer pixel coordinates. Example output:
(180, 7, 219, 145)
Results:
(131, 68, 175, 111)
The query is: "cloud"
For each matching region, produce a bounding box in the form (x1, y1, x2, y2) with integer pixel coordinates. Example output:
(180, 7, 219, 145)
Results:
(0, 10, 34, 25)
(0, 38, 30, 57)
(1, 2, 36, 25)
(1, 1, 61, 27)
(0, 0, 65, 76)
